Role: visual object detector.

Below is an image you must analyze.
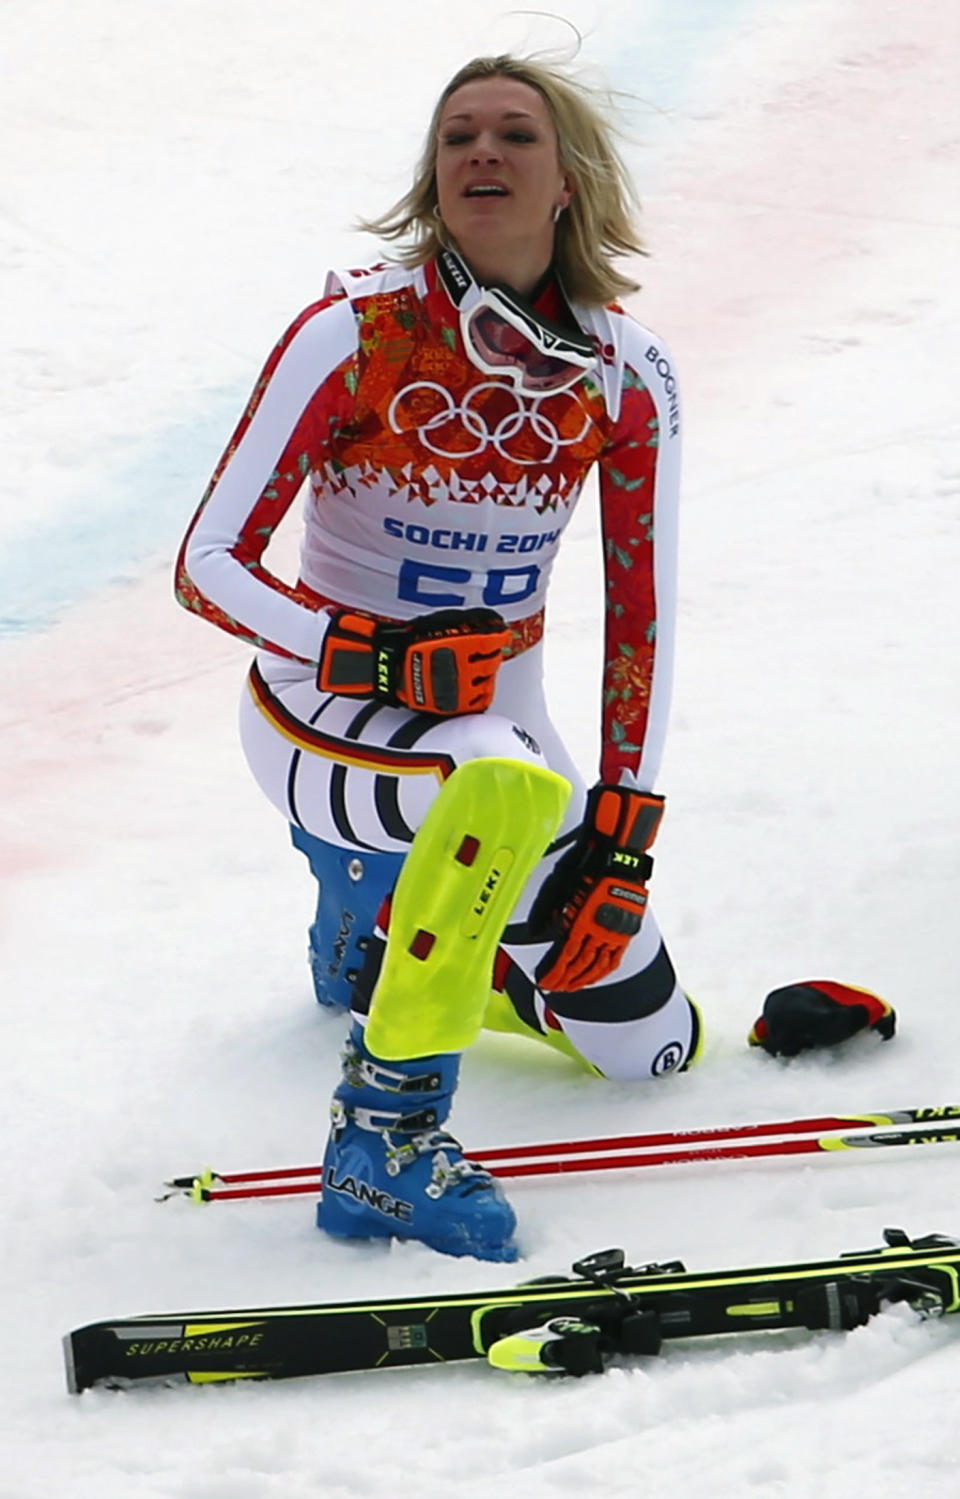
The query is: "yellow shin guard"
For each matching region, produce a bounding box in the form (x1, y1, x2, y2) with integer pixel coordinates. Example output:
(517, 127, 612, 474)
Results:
(365, 758, 570, 1060)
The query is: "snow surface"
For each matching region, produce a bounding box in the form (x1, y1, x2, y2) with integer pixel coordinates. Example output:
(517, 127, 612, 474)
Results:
(2, 0, 959, 1494)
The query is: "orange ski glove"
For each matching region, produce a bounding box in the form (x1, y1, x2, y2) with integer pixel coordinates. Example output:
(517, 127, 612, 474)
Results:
(529, 784, 665, 993)
(317, 607, 510, 716)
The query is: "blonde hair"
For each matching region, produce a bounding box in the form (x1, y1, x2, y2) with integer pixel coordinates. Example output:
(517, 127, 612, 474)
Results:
(359, 55, 645, 306)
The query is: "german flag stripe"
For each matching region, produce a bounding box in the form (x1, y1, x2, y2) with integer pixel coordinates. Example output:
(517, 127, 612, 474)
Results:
(247, 664, 456, 783)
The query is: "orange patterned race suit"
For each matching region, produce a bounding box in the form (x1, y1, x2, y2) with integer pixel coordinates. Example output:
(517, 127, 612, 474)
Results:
(176, 257, 680, 790)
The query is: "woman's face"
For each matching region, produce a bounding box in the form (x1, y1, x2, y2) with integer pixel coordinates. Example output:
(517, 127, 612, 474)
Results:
(434, 76, 572, 280)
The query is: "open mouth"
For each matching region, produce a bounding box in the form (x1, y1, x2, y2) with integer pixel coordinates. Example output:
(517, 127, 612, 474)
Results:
(464, 184, 509, 198)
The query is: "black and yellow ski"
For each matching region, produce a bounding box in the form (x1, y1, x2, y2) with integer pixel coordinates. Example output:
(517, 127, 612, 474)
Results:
(65, 1228, 960, 1392)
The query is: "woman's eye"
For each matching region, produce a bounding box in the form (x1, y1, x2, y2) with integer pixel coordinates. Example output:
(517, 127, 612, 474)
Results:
(439, 129, 538, 147)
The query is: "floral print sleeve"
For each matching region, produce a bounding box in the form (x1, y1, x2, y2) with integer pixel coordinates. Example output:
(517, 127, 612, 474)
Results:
(596, 333, 681, 791)
(174, 293, 359, 663)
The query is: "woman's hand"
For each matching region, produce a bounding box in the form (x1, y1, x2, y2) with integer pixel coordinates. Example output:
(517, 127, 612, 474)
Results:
(528, 784, 665, 992)
(317, 607, 510, 716)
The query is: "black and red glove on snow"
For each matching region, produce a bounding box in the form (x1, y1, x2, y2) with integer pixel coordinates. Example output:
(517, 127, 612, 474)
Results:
(748, 980, 896, 1057)
(528, 784, 665, 993)
(317, 607, 510, 716)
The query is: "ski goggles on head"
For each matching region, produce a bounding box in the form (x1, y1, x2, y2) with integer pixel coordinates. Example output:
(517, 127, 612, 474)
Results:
(437, 249, 597, 396)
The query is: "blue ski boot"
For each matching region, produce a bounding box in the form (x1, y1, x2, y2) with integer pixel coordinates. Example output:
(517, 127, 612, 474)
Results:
(290, 825, 403, 1011)
(317, 1024, 518, 1262)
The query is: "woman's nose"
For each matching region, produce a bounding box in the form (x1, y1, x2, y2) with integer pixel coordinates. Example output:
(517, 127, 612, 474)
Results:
(470, 133, 503, 164)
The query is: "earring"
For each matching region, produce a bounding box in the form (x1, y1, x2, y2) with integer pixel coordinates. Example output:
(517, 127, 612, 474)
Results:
(431, 206, 453, 250)
(553, 203, 565, 223)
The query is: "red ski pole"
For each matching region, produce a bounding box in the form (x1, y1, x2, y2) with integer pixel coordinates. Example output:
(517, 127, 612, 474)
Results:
(161, 1107, 960, 1202)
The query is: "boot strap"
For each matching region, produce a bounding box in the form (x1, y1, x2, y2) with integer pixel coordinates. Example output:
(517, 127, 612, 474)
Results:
(341, 1039, 443, 1095)
(331, 1101, 493, 1192)
(384, 1133, 493, 1192)
(424, 1145, 490, 1198)
(331, 1097, 441, 1137)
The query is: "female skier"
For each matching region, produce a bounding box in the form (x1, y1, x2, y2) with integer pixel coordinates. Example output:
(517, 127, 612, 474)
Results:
(175, 54, 698, 1263)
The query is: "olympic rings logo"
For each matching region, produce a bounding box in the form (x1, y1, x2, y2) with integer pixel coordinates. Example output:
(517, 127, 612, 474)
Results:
(387, 381, 592, 466)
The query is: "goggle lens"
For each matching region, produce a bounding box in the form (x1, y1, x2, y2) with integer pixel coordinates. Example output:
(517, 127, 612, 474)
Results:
(462, 296, 595, 395)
